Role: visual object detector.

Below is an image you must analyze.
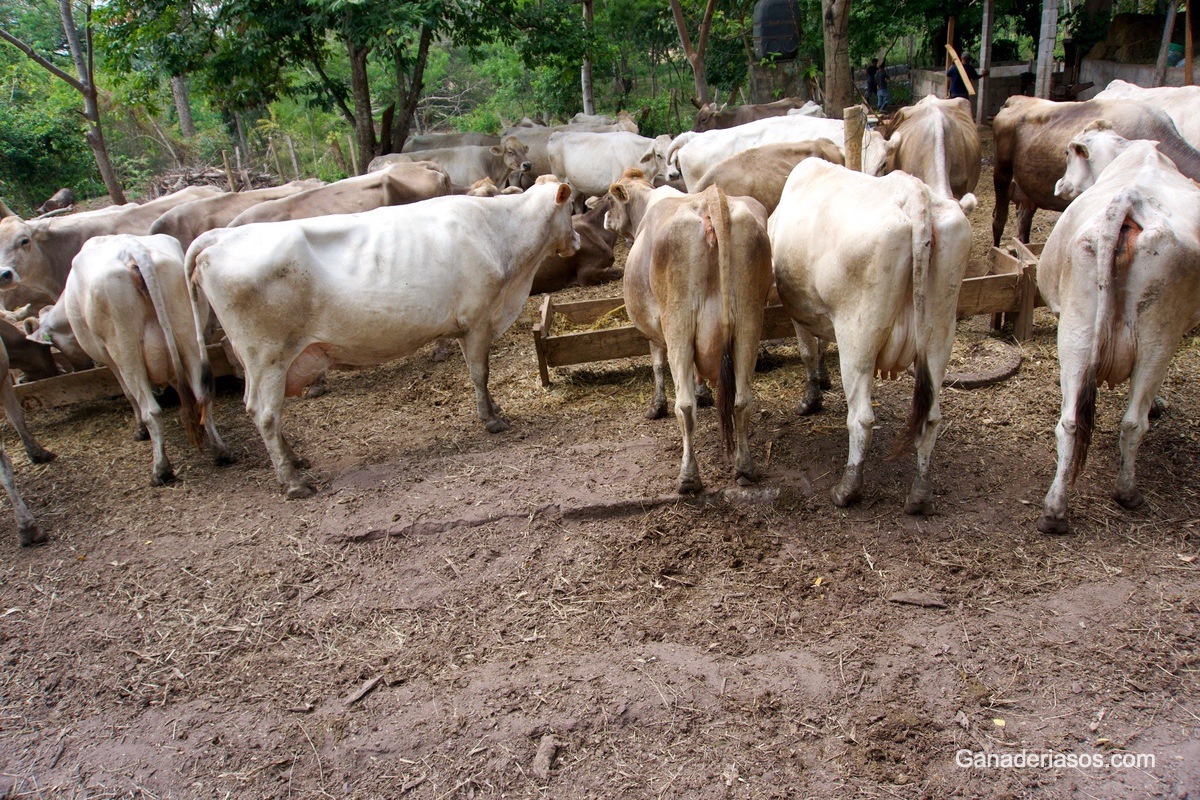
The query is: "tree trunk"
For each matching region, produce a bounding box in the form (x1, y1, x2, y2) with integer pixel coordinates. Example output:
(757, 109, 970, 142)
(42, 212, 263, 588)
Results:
(669, 0, 717, 105)
(346, 36, 376, 174)
(581, 0, 595, 114)
(821, 0, 853, 116)
(171, 75, 196, 138)
(390, 23, 433, 155)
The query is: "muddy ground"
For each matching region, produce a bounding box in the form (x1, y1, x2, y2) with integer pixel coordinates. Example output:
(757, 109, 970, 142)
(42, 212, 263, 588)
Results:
(0, 129, 1197, 800)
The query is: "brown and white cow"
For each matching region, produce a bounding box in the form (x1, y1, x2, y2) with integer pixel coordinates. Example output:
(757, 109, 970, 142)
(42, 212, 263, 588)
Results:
(1093, 79, 1200, 149)
(0, 186, 222, 310)
(149, 180, 324, 251)
(605, 171, 773, 493)
(1035, 127, 1200, 534)
(32, 234, 232, 486)
(882, 95, 981, 212)
(990, 95, 1200, 245)
(691, 139, 845, 215)
(230, 162, 451, 226)
(366, 138, 531, 188)
(0, 338, 55, 546)
(187, 178, 578, 498)
(0, 318, 58, 381)
(692, 97, 820, 131)
(532, 194, 622, 294)
(769, 158, 971, 513)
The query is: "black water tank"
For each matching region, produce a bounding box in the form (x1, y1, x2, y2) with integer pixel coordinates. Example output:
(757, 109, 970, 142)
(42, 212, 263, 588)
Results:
(753, 0, 801, 61)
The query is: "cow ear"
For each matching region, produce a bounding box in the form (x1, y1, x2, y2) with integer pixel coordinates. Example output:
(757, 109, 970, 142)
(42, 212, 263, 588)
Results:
(555, 183, 572, 205)
(490, 145, 503, 156)
(610, 184, 628, 203)
(584, 195, 602, 210)
(1070, 142, 1089, 160)
(27, 327, 52, 346)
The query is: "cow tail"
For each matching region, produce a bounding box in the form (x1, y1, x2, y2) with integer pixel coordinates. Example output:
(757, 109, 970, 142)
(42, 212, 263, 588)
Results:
(132, 241, 204, 451)
(184, 237, 217, 437)
(708, 186, 737, 457)
(1071, 189, 1138, 481)
(893, 186, 935, 459)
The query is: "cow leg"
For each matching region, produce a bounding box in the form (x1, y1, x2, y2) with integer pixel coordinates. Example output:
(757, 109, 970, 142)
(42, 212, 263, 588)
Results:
(0, 376, 54, 464)
(1016, 200, 1036, 244)
(202, 410, 235, 467)
(733, 321, 761, 486)
(668, 344, 702, 495)
(816, 338, 831, 390)
(645, 343, 669, 419)
(1038, 342, 1092, 535)
(245, 366, 314, 499)
(113, 366, 174, 486)
(0, 445, 43, 546)
(904, 363, 947, 517)
(831, 346, 876, 507)
(793, 323, 823, 416)
(1113, 348, 1173, 511)
(991, 160, 1013, 246)
(459, 331, 509, 433)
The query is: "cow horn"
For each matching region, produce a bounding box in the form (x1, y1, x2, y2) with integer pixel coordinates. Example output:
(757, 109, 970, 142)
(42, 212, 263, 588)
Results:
(690, 96, 703, 109)
(0, 198, 14, 219)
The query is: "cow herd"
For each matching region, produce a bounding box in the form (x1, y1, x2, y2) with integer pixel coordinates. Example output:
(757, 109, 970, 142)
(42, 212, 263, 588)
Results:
(0, 81, 1198, 547)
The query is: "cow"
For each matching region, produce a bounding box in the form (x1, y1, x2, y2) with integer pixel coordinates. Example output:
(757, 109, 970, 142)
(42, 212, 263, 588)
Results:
(604, 171, 773, 493)
(666, 114, 889, 190)
(31, 234, 233, 486)
(632, 134, 679, 188)
(1093, 79, 1200, 149)
(0, 338, 55, 546)
(186, 178, 578, 499)
(149, 180, 324, 251)
(882, 95, 981, 211)
(1035, 127, 1200, 534)
(366, 138, 531, 188)
(36, 188, 76, 216)
(692, 96, 820, 131)
(691, 139, 845, 215)
(0, 318, 58, 381)
(532, 194, 622, 294)
(769, 158, 971, 514)
(991, 95, 1200, 245)
(0, 185, 222, 310)
(504, 112, 640, 177)
(229, 162, 451, 226)
(401, 132, 501, 153)
(548, 131, 656, 202)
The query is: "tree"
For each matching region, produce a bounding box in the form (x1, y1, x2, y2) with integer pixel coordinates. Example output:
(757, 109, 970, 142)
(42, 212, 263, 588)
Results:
(669, 0, 719, 104)
(1, 0, 126, 203)
(821, 0, 852, 115)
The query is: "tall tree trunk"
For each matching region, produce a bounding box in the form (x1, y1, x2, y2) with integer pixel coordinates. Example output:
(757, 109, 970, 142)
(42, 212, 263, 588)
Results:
(346, 36, 375, 174)
(821, 0, 853, 116)
(171, 75, 196, 138)
(581, 0, 595, 114)
(669, 0, 717, 105)
(390, 23, 433, 155)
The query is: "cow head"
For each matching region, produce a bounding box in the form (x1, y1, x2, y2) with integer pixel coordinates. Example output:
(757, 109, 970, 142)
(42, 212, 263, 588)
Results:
(636, 134, 675, 187)
(0, 215, 38, 291)
(862, 131, 890, 177)
(1055, 121, 1134, 200)
(492, 136, 532, 180)
(692, 103, 727, 132)
(26, 301, 91, 370)
(603, 170, 653, 240)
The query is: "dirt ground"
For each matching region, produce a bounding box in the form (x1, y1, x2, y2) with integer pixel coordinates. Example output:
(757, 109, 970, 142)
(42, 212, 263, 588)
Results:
(0, 129, 1197, 800)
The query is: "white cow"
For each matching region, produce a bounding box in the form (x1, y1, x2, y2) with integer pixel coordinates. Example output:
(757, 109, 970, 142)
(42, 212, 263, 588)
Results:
(1094, 79, 1200, 149)
(769, 159, 971, 514)
(668, 114, 888, 189)
(1036, 127, 1200, 534)
(186, 179, 579, 499)
(367, 137, 531, 188)
(548, 131, 655, 200)
(32, 234, 232, 486)
(633, 134, 681, 188)
(503, 112, 639, 177)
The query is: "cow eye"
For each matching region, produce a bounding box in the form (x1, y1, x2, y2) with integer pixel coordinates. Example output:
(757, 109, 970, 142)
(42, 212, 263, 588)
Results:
(16, 237, 29, 248)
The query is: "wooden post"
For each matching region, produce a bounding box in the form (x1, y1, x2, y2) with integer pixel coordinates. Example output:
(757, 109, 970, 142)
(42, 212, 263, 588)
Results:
(1012, 262, 1038, 341)
(944, 16, 956, 96)
(1186, 0, 1194, 85)
(347, 133, 359, 176)
(270, 141, 285, 183)
(286, 135, 302, 179)
(220, 150, 237, 192)
(1034, 0, 1060, 98)
(977, 0, 994, 124)
(946, 45, 977, 95)
(842, 105, 865, 171)
(1155, 0, 1180, 87)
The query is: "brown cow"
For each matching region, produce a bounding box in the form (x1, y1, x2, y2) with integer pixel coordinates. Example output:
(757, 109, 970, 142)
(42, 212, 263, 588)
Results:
(605, 171, 773, 493)
(0, 318, 58, 381)
(692, 97, 821, 132)
(365, 138, 530, 188)
(149, 180, 324, 251)
(35, 188, 75, 216)
(882, 95, 981, 210)
(0, 339, 55, 545)
(991, 95, 1200, 245)
(0, 185, 222, 310)
(532, 195, 622, 294)
(228, 162, 451, 226)
(691, 139, 845, 215)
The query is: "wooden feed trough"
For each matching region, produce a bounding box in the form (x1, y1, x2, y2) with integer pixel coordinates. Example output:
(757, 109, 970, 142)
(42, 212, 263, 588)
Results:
(532, 242, 1046, 387)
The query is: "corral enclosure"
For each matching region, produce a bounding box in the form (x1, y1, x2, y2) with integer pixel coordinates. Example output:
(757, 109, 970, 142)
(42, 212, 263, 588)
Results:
(0, 134, 1198, 800)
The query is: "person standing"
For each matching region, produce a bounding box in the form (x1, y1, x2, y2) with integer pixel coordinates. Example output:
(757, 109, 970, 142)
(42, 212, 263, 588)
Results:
(947, 51, 985, 100)
(866, 59, 880, 108)
(876, 62, 890, 109)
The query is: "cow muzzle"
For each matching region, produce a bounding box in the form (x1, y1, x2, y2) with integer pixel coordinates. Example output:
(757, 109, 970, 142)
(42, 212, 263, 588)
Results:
(0, 268, 17, 288)
(519, 162, 532, 172)
(557, 230, 581, 258)
(1054, 178, 1078, 201)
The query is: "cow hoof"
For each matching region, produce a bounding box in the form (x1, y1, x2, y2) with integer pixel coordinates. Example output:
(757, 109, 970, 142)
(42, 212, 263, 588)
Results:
(796, 396, 822, 416)
(213, 451, 236, 467)
(818, 374, 832, 391)
(1036, 514, 1070, 535)
(291, 456, 311, 469)
(486, 417, 511, 434)
(736, 470, 761, 487)
(286, 481, 316, 500)
(134, 425, 150, 442)
(18, 524, 47, 547)
(151, 469, 177, 487)
(303, 384, 328, 399)
(696, 385, 714, 408)
(1149, 396, 1166, 420)
(904, 496, 934, 516)
(831, 483, 860, 508)
(645, 402, 668, 420)
(28, 449, 57, 464)
(1113, 488, 1145, 510)
(677, 475, 703, 495)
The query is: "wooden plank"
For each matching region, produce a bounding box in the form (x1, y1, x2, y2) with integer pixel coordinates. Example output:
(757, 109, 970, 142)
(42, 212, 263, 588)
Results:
(552, 296, 627, 325)
(533, 295, 554, 387)
(990, 247, 1024, 276)
(1012, 263, 1038, 341)
(544, 325, 651, 368)
(16, 344, 235, 412)
(956, 272, 1022, 317)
